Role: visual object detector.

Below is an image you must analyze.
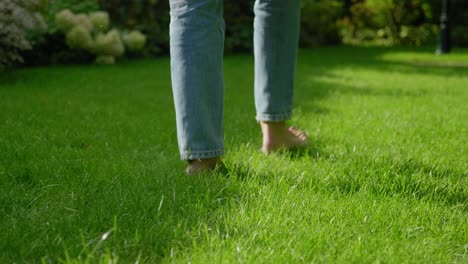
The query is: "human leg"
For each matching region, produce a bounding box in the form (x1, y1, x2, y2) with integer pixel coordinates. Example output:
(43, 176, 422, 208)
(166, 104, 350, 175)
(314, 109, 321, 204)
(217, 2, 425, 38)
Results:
(169, 0, 225, 165)
(253, 0, 307, 152)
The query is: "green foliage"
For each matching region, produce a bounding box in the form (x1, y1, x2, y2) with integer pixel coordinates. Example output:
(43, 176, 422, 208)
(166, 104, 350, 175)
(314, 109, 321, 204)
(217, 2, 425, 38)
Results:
(20, 0, 100, 66)
(300, 0, 344, 46)
(89, 11, 110, 32)
(97, 0, 168, 56)
(450, 8, 468, 47)
(224, 1, 255, 53)
(122, 31, 147, 52)
(339, 0, 439, 46)
(93, 29, 125, 57)
(74, 14, 94, 31)
(20, 0, 468, 66)
(452, 26, 468, 47)
(55, 9, 78, 32)
(65, 25, 93, 49)
(54, 9, 145, 64)
(97, 0, 345, 54)
(45, 0, 99, 34)
(0, 0, 47, 69)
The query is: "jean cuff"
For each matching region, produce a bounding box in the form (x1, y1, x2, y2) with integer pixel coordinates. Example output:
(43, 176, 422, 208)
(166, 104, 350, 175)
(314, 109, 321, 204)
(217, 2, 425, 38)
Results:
(180, 149, 224, 160)
(256, 112, 292, 122)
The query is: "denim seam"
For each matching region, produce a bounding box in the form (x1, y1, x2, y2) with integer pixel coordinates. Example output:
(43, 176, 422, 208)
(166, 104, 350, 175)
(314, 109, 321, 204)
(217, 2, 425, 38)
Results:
(256, 112, 292, 122)
(182, 149, 224, 153)
(180, 149, 224, 160)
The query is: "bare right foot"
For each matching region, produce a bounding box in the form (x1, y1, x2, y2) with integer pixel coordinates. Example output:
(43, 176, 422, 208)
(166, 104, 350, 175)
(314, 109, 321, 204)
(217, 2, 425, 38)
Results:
(185, 157, 223, 175)
(260, 121, 308, 153)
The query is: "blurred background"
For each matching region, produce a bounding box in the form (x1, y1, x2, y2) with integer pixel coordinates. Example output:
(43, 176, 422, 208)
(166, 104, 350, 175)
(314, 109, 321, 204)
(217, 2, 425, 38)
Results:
(1, 0, 467, 69)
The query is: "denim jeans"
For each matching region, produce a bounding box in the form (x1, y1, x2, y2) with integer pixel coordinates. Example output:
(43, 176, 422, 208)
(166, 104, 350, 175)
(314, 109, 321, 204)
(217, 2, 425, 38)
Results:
(170, 0, 301, 160)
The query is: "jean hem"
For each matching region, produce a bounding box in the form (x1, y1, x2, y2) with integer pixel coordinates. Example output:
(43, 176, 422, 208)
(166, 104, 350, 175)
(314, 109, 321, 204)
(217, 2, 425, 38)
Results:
(256, 112, 292, 122)
(180, 149, 224, 160)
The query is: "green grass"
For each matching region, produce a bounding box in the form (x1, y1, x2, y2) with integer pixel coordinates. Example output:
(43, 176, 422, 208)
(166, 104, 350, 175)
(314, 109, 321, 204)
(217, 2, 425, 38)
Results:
(0, 46, 467, 263)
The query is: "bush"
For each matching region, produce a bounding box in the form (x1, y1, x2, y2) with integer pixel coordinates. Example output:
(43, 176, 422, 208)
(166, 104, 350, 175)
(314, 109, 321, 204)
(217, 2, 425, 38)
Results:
(450, 8, 468, 47)
(122, 31, 147, 52)
(97, 0, 169, 56)
(55, 9, 78, 32)
(339, 0, 438, 46)
(22, 0, 100, 66)
(92, 29, 125, 57)
(66, 25, 93, 49)
(54, 9, 146, 64)
(97, 0, 344, 54)
(89, 11, 110, 32)
(22, 0, 466, 67)
(224, 1, 255, 53)
(452, 26, 468, 47)
(300, 0, 344, 46)
(45, 0, 99, 34)
(0, 0, 47, 70)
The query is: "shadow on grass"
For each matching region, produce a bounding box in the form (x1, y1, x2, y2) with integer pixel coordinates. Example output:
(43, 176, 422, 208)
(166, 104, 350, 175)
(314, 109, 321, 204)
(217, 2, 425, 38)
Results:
(300, 46, 465, 83)
(224, 46, 466, 208)
(290, 47, 466, 208)
(308, 156, 467, 208)
(291, 47, 461, 119)
(408, 60, 468, 68)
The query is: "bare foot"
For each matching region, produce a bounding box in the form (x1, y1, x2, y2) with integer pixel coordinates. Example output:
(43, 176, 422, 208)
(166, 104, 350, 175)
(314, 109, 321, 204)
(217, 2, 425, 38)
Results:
(185, 157, 223, 175)
(260, 121, 308, 153)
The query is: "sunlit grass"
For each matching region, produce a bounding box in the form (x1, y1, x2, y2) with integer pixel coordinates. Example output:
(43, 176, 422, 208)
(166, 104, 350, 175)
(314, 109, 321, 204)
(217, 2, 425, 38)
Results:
(0, 46, 467, 263)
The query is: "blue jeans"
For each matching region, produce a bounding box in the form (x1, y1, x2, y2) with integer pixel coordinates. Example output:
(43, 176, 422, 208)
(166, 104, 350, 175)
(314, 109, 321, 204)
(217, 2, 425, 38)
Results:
(170, 0, 301, 160)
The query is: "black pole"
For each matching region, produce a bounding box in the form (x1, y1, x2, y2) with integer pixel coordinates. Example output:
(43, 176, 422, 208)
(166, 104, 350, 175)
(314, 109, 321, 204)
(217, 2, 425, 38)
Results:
(436, 0, 451, 54)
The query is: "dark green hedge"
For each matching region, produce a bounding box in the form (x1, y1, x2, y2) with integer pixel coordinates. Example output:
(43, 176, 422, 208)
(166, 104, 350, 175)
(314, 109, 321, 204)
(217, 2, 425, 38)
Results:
(24, 0, 468, 66)
(97, 0, 344, 54)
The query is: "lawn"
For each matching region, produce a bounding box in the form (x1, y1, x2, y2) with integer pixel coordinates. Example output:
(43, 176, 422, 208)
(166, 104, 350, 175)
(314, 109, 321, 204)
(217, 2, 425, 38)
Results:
(0, 46, 467, 263)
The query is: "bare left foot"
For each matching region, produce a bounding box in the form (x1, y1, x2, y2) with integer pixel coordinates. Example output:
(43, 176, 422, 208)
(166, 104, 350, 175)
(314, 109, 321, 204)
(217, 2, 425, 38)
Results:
(185, 157, 223, 175)
(260, 121, 308, 153)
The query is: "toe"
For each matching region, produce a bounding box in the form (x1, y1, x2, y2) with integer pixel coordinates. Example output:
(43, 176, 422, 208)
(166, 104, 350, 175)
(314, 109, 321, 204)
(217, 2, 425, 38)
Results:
(291, 128, 307, 139)
(299, 132, 308, 140)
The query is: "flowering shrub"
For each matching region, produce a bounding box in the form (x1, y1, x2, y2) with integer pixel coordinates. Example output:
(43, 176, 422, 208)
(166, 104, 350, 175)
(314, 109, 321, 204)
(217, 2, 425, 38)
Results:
(55, 9, 146, 64)
(66, 25, 93, 49)
(89, 11, 110, 32)
(0, 0, 47, 69)
(21, 0, 468, 67)
(122, 31, 147, 52)
(93, 30, 125, 56)
(55, 9, 78, 32)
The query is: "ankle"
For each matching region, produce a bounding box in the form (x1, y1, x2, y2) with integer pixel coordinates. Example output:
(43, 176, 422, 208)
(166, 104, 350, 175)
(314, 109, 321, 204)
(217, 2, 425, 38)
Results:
(260, 121, 286, 134)
(186, 157, 223, 175)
